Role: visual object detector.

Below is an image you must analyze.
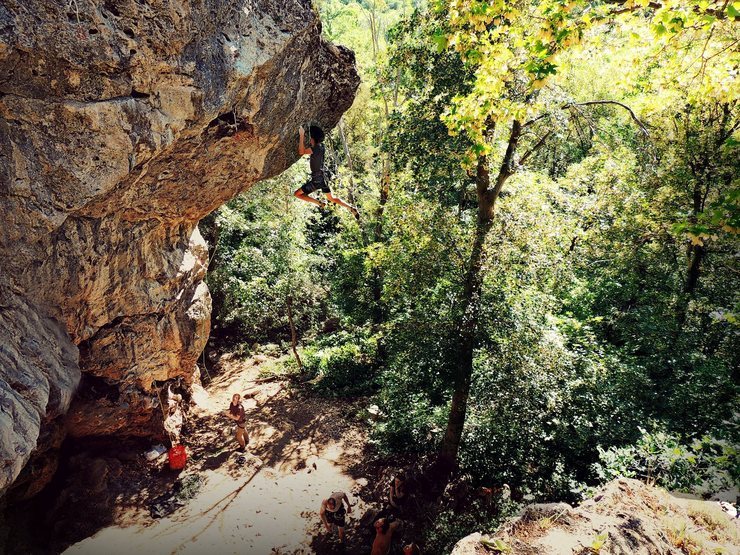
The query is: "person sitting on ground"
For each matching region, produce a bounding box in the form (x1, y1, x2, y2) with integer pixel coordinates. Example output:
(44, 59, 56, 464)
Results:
(403, 543, 421, 555)
(226, 393, 248, 451)
(320, 491, 353, 544)
(293, 125, 359, 220)
(389, 471, 408, 513)
(371, 517, 401, 555)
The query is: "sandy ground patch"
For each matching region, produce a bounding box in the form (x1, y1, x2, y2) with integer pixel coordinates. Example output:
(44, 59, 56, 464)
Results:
(65, 356, 373, 555)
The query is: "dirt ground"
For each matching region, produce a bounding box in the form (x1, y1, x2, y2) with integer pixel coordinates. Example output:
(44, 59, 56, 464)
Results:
(62, 354, 382, 555)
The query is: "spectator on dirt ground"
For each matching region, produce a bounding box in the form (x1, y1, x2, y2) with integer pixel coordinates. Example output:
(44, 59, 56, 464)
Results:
(388, 471, 408, 514)
(226, 393, 248, 451)
(371, 517, 400, 555)
(320, 491, 353, 544)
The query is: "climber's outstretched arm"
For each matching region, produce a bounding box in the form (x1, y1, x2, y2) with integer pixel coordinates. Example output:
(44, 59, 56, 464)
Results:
(298, 126, 312, 156)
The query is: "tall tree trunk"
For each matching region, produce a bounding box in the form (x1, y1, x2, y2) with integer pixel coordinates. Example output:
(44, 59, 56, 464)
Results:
(370, 156, 392, 325)
(437, 195, 493, 470)
(437, 121, 521, 474)
(337, 119, 357, 205)
(287, 295, 302, 370)
(684, 175, 709, 294)
(684, 243, 705, 294)
(364, 6, 399, 328)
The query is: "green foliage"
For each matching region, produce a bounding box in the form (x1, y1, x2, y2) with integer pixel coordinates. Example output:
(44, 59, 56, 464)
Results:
(302, 329, 382, 396)
(479, 538, 512, 553)
(203, 168, 335, 346)
(590, 531, 609, 554)
(460, 340, 650, 499)
(435, 0, 739, 155)
(594, 428, 739, 496)
(372, 2, 737, 502)
(206, 1, 739, 536)
(423, 499, 519, 555)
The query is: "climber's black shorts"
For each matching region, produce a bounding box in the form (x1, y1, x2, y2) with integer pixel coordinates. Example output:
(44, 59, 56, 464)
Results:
(301, 178, 330, 195)
(325, 506, 346, 527)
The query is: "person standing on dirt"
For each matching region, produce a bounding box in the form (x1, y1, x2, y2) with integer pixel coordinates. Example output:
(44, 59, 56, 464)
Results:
(371, 517, 401, 555)
(226, 393, 248, 451)
(388, 472, 408, 513)
(320, 491, 353, 544)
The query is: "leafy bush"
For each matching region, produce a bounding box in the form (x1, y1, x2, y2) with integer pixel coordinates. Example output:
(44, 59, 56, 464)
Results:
(302, 330, 381, 396)
(203, 171, 333, 347)
(371, 384, 448, 456)
(423, 500, 519, 555)
(593, 428, 739, 496)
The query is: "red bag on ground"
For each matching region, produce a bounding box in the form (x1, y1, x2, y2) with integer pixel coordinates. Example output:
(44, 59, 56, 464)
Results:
(168, 445, 187, 470)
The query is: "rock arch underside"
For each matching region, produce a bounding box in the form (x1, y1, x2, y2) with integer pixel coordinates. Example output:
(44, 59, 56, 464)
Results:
(0, 0, 359, 499)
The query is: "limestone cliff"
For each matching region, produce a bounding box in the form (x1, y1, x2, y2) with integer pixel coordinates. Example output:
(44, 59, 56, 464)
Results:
(0, 0, 359, 497)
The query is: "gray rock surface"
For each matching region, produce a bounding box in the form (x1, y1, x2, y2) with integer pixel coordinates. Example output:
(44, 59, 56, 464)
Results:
(0, 0, 359, 496)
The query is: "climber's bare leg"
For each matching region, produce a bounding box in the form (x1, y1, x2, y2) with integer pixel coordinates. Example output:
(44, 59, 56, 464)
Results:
(294, 188, 326, 207)
(326, 193, 358, 218)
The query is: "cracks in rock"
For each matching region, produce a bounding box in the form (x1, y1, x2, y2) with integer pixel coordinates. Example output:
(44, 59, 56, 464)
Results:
(207, 109, 253, 139)
(0, 54, 24, 91)
(130, 88, 150, 99)
(0, 90, 151, 106)
(78, 314, 130, 348)
(76, 308, 163, 355)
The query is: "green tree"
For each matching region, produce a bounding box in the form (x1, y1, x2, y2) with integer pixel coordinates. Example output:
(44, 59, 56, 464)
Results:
(425, 0, 738, 471)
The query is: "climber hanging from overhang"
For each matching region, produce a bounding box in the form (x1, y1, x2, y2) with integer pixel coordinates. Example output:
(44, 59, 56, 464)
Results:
(294, 124, 360, 221)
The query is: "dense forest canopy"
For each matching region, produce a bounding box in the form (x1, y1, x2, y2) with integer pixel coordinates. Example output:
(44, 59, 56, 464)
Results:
(202, 0, 738, 547)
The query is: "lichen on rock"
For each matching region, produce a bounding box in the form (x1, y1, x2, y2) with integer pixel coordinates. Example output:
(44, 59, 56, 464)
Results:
(0, 0, 359, 497)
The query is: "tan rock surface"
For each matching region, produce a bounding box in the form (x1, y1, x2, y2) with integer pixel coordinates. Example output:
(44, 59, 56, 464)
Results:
(0, 0, 359, 496)
(451, 479, 740, 555)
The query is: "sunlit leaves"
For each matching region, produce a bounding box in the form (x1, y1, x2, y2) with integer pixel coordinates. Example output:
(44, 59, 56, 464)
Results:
(430, 0, 739, 158)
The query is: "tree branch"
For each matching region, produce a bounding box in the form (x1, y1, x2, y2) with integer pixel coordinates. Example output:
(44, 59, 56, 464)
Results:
(525, 100, 649, 137)
(519, 130, 553, 166)
(570, 101, 649, 136)
(491, 120, 522, 204)
(603, 0, 732, 19)
(523, 112, 552, 128)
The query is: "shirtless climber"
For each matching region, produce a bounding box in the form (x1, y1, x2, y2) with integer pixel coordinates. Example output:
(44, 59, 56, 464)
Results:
(294, 125, 360, 220)
(371, 517, 401, 555)
(320, 491, 354, 544)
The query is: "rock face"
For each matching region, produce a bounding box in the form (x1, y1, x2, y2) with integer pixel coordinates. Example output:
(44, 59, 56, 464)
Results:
(451, 479, 740, 555)
(0, 0, 359, 497)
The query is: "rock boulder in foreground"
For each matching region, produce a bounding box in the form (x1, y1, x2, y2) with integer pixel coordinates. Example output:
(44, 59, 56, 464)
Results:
(452, 479, 740, 554)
